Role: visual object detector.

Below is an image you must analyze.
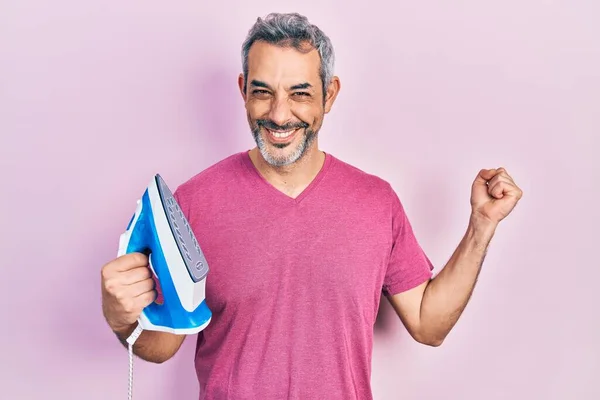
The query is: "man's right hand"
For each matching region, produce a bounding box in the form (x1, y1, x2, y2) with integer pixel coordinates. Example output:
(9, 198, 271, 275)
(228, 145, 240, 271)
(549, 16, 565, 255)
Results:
(101, 252, 157, 336)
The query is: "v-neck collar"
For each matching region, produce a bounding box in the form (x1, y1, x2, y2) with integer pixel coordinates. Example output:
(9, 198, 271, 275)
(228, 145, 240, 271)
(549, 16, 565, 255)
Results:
(240, 150, 333, 204)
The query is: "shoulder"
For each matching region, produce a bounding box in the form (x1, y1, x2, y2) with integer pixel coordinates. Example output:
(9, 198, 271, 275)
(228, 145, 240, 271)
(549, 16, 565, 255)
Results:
(328, 156, 415, 230)
(174, 152, 245, 201)
(328, 154, 395, 199)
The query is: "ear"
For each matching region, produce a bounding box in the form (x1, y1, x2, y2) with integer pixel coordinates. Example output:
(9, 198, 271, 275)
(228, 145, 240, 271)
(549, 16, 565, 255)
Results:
(238, 73, 247, 102)
(324, 76, 341, 114)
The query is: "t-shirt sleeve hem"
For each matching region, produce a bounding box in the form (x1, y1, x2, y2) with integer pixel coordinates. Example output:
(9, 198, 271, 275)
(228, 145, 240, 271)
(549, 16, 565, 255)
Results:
(383, 269, 432, 297)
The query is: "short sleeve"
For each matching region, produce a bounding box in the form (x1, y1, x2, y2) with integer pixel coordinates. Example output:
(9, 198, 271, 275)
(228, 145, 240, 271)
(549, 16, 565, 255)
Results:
(382, 186, 434, 296)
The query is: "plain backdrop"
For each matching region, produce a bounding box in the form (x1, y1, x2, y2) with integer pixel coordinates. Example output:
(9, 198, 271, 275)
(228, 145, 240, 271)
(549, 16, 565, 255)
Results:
(2, 1, 599, 399)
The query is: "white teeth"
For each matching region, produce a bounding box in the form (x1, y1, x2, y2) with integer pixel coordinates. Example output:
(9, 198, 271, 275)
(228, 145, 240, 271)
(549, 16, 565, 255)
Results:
(268, 129, 295, 138)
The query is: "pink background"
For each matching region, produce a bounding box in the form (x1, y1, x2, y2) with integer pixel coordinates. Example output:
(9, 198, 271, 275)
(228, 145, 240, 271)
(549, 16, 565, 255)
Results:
(2, 1, 599, 399)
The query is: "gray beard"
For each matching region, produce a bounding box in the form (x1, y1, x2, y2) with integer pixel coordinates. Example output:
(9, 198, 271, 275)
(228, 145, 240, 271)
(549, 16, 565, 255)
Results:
(252, 127, 318, 167)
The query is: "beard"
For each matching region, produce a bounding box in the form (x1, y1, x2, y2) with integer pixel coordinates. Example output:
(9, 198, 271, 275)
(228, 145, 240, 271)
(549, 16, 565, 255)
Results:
(250, 118, 317, 167)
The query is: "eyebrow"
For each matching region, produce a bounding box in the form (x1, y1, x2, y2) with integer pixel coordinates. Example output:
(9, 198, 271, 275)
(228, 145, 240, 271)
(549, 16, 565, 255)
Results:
(250, 80, 313, 91)
(250, 80, 271, 89)
(290, 82, 312, 90)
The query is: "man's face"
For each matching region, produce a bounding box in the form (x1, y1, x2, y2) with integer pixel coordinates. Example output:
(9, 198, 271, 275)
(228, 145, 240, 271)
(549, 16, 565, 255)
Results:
(239, 40, 338, 167)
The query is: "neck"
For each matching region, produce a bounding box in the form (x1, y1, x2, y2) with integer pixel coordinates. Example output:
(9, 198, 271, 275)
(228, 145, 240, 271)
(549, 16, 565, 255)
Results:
(248, 145, 325, 198)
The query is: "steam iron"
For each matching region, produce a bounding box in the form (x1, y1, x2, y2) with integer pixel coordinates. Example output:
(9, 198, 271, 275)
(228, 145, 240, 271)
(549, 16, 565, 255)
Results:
(117, 174, 212, 335)
(116, 173, 212, 400)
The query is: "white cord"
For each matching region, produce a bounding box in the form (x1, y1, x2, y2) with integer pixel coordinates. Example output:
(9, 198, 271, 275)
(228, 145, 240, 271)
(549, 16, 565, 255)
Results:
(128, 342, 134, 400)
(126, 324, 144, 400)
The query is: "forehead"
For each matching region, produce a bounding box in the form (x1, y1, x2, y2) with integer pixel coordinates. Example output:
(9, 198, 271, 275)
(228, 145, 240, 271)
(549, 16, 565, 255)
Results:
(246, 41, 321, 84)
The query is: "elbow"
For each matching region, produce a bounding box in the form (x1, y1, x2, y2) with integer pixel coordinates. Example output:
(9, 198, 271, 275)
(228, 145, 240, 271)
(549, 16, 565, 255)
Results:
(413, 332, 446, 347)
(152, 351, 179, 364)
(137, 352, 175, 364)
(421, 337, 444, 347)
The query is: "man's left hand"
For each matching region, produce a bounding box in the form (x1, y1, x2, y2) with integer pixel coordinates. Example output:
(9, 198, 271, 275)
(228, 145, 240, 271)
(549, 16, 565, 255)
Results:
(470, 167, 523, 226)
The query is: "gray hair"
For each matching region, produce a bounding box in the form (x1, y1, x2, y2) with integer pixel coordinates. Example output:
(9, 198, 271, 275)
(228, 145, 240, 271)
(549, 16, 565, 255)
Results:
(241, 12, 335, 99)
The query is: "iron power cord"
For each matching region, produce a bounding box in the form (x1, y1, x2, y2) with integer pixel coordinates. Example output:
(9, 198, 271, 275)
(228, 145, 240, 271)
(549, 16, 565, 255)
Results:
(125, 324, 144, 400)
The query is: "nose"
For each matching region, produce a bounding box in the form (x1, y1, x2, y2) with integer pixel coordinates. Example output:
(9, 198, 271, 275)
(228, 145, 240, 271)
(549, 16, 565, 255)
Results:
(268, 95, 293, 128)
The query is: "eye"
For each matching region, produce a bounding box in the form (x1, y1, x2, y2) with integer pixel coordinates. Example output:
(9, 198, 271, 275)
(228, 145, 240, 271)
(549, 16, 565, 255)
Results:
(292, 92, 310, 97)
(252, 89, 271, 96)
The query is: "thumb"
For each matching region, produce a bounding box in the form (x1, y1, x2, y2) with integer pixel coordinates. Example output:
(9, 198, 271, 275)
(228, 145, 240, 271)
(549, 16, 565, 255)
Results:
(474, 168, 497, 185)
(471, 168, 497, 202)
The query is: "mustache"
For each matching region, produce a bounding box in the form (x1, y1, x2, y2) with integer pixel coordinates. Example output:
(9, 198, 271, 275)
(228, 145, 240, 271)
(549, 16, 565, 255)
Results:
(256, 119, 309, 131)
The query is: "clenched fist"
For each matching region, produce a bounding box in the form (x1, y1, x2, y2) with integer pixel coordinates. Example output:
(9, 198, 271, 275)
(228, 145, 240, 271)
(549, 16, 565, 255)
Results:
(470, 167, 523, 225)
(101, 252, 157, 335)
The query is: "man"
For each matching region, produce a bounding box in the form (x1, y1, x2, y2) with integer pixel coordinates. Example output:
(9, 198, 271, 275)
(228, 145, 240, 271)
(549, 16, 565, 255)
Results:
(101, 12, 523, 399)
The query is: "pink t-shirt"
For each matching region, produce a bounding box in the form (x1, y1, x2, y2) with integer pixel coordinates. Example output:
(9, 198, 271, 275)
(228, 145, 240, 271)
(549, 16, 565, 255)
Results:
(174, 151, 434, 400)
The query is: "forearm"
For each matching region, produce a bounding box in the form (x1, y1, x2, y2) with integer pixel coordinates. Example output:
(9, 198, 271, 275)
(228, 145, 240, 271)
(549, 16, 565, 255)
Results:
(419, 215, 497, 344)
(114, 323, 185, 364)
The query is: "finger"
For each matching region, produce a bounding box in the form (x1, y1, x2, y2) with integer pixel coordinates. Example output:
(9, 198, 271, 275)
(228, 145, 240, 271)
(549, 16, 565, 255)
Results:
(495, 167, 517, 184)
(134, 290, 158, 309)
(126, 278, 156, 298)
(120, 266, 152, 285)
(112, 252, 149, 272)
(475, 168, 498, 184)
(487, 173, 512, 189)
(496, 168, 523, 198)
(489, 180, 507, 199)
(489, 180, 520, 200)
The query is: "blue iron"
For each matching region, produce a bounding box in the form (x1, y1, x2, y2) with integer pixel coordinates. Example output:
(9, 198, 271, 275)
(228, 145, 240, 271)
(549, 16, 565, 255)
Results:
(117, 174, 212, 335)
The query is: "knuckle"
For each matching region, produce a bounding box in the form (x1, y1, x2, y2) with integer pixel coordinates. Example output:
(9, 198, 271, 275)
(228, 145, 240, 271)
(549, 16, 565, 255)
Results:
(104, 278, 116, 293)
(101, 264, 113, 281)
(122, 299, 135, 314)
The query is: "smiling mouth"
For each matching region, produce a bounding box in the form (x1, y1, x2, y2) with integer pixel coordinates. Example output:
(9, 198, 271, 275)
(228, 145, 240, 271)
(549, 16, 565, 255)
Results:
(264, 127, 302, 144)
(266, 128, 297, 138)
